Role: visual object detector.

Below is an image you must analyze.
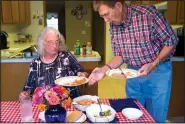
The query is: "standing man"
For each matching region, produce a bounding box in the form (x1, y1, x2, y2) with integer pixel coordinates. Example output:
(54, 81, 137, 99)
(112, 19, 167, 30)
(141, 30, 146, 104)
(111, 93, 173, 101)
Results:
(88, 1, 179, 122)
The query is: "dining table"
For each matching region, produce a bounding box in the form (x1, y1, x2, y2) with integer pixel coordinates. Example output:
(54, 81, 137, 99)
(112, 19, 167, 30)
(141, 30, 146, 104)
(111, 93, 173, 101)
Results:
(0, 98, 155, 123)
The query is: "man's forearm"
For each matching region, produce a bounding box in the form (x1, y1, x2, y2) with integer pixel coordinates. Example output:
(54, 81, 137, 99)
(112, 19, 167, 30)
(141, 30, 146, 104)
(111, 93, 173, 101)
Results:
(153, 45, 176, 66)
(102, 56, 123, 73)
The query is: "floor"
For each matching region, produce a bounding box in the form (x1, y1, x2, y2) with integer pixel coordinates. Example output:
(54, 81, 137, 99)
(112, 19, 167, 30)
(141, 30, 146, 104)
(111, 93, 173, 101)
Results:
(166, 116, 184, 123)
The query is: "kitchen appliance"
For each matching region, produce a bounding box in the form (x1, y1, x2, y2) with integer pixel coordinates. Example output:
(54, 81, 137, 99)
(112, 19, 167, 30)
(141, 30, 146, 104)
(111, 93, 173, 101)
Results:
(0, 31, 9, 50)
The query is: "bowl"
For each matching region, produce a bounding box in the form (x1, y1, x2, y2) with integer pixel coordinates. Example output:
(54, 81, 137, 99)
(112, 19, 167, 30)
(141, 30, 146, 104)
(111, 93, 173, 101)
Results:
(122, 108, 143, 120)
(85, 104, 116, 122)
(72, 95, 99, 111)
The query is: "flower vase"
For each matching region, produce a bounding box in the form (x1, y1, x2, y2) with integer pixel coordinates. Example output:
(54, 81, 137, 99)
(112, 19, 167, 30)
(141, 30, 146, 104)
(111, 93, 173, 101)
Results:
(45, 104, 66, 123)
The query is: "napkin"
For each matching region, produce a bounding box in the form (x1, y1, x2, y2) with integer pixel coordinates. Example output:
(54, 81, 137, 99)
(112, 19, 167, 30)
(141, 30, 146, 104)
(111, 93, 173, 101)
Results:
(109, 98, 140, 112)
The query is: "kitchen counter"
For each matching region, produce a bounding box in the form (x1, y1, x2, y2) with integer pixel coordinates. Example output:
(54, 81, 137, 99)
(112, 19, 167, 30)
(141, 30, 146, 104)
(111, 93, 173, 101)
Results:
(171, 57, 184, 61)
(1, 51, 101, 63)
(1, 42, 35, 58)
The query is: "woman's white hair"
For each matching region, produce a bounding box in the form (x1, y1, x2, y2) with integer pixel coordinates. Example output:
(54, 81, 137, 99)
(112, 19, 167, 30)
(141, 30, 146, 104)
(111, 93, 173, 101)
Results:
(36, 27, 66, 56)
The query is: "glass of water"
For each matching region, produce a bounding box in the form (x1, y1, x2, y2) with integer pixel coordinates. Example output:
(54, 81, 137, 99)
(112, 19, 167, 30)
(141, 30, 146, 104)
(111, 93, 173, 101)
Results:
(19, 92, 33, 122)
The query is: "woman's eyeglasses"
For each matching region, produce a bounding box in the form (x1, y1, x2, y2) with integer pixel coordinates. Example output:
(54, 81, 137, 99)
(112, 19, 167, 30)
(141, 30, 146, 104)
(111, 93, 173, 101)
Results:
(45, 40, 59, 45)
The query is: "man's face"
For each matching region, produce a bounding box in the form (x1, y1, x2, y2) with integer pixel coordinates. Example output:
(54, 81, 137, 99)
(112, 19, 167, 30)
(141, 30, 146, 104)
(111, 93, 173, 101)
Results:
(98, 3, 123, 24)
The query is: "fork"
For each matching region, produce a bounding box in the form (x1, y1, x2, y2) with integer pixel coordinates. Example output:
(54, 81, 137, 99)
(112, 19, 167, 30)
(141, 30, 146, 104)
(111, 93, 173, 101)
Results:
(119, 67, 125, 75)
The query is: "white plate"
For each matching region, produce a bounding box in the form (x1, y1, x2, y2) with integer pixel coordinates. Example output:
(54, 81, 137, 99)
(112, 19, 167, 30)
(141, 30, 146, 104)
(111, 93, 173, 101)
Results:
(85, 104, 116, 123)
(106, 68, 139, 79)
(122, 108, 143, 120)
(55, 76, 88, 86)
(38, 111, 86, 122)
(73, 95, 99, 111)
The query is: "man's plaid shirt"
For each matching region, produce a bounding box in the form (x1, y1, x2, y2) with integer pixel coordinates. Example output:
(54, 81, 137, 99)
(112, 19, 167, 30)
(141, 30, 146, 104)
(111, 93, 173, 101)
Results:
(110, 5, 179, 68)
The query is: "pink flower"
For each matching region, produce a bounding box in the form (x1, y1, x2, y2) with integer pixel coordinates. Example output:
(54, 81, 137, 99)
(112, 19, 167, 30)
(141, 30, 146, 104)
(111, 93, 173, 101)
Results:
(32, 85, 71, 110)
(44, 91, 57, 101)
(32, 93, 44, 104)
(48, 95, 60, 105)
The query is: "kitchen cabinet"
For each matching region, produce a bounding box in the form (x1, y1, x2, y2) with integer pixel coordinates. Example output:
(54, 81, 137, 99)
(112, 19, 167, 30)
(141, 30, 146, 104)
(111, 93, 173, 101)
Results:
(176, 1, 184, 24)
(166, 1, 184, 24)
(130, 0, 160, 5)
(167, 61, 184, 117)
(1, 1, 30, 24)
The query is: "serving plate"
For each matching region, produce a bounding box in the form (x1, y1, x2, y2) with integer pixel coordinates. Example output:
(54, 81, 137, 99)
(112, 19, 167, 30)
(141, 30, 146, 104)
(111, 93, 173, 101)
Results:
(55, 76, 88, 86)
(106, 68, 139, 79)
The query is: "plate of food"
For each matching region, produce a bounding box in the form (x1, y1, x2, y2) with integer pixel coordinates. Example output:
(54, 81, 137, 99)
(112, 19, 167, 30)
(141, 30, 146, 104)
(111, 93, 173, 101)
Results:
(55, 76, 88, 86)
(106, 68, 139, 79)
(39, 110, 86, 122)
(72, 95, 99, 111)
(85, 104, 116, 122)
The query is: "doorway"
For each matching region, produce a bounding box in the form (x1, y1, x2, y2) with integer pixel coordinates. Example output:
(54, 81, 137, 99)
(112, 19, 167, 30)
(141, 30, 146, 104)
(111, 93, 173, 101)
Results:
(92, 10, 105, 65)
(45, 1, 66, 38)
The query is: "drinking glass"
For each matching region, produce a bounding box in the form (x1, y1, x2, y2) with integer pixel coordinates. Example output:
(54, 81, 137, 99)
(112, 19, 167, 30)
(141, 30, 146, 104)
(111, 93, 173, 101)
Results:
(19, 93, 33, 122)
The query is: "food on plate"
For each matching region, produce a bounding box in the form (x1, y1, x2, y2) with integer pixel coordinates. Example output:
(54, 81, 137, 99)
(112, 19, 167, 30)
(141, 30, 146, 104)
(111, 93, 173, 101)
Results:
(76, 99, 96, 106)
(111, 73, 127, 79)
(125, 72, 135, 76)
(65, 77, 86, 86)
(66, 111, 83, 122)
(93, 109, 111, 117)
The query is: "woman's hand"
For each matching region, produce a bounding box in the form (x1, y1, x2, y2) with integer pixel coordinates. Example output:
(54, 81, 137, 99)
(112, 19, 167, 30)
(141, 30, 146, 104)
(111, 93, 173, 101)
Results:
(19, 91, 31, 99)
(77, 72, 89, 77)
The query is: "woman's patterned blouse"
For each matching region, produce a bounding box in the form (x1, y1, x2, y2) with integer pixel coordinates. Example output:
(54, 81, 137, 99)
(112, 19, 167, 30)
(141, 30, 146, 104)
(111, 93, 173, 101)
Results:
(23, 50, 84, 99)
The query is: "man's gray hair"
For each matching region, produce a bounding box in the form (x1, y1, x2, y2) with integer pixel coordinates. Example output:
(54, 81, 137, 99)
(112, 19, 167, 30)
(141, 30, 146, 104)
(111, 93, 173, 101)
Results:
(36, 27, 66, 56)
(93, 0, 124, 11)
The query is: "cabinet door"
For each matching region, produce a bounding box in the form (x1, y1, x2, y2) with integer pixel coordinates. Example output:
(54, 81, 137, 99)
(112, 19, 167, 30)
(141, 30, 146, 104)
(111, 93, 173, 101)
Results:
(19, 1, 26, 24)
(130, 1, 142, 5)
(177, 1, 184, 24)
(150, 1, 159, 4)
(141, 1, 151, 5)
(166, 1, 178, 24)
(11, 1, 20, 24)
(25, 1, 31, 24)
(2, 1, 12, 23)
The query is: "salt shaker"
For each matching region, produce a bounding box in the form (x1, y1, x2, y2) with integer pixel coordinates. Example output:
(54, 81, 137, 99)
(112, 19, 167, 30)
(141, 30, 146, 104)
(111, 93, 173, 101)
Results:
(19, 93, 33, 122)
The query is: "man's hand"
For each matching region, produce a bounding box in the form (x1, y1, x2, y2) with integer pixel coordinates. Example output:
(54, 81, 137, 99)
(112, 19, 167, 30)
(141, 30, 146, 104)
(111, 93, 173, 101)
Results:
(138, 62, 156, 76)
(88, 67, 106, 85)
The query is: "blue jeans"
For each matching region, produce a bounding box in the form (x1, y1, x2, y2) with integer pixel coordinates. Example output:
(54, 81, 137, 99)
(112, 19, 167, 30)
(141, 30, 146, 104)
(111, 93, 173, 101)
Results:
(126, 61, 172, 123)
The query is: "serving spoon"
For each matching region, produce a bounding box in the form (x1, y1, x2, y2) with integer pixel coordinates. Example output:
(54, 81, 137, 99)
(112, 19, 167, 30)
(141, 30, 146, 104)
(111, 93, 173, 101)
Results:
(97, 99, 105, 116)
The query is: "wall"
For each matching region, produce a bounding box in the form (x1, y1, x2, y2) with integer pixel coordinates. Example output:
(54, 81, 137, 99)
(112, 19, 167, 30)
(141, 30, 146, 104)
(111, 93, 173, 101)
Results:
(1, 1, 44, 48)
(65, 1, 92, 50)
(105, 22, 114, 64)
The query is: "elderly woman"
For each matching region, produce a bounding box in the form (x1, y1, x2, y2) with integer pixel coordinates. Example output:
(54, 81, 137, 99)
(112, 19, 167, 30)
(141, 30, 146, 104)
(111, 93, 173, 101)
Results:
(20, 27, 87, 99)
